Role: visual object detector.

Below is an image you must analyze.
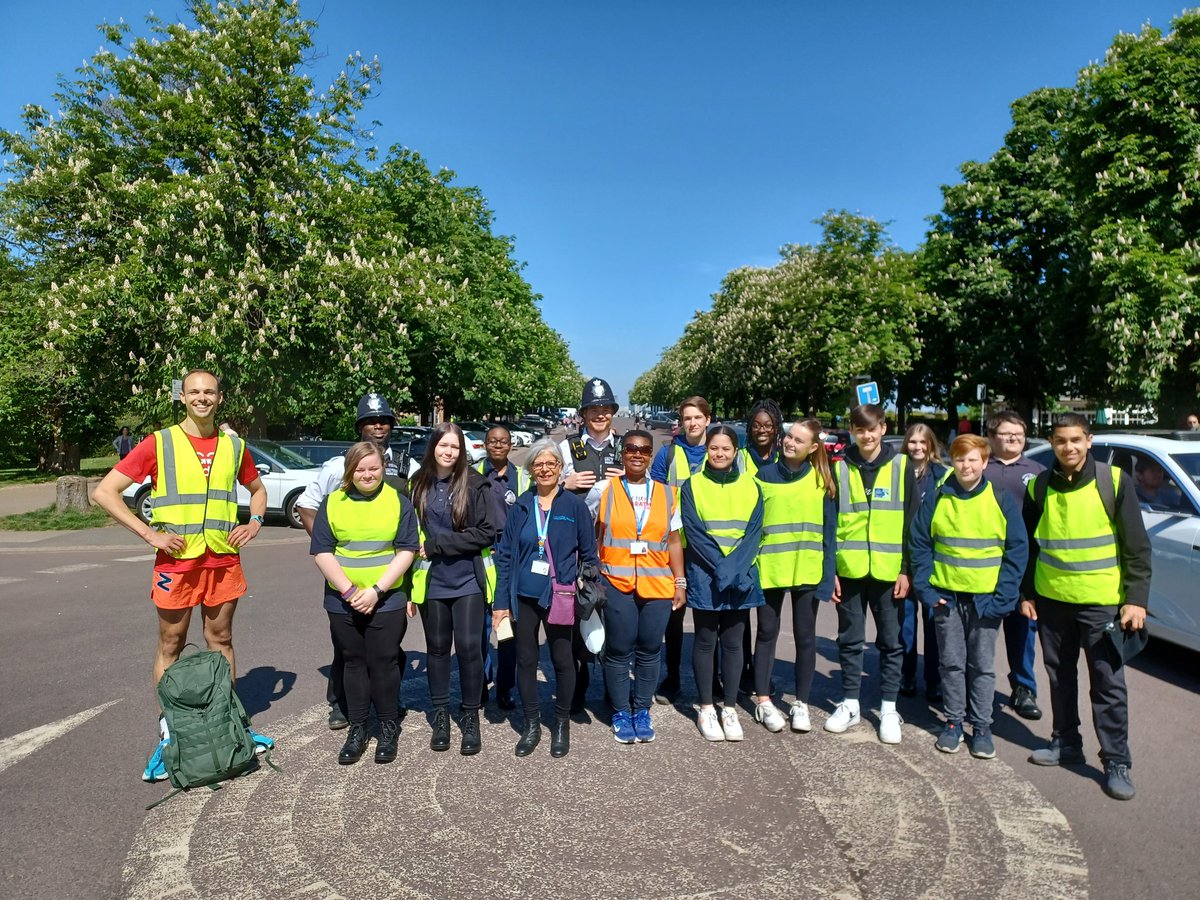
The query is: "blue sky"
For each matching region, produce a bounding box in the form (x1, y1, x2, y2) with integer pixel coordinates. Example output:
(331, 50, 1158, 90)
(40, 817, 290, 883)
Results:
(1, 1, 1189, 408)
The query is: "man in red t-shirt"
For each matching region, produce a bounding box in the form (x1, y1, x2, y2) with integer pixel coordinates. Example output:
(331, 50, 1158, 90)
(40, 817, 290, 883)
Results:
(93, 369, 269, 780)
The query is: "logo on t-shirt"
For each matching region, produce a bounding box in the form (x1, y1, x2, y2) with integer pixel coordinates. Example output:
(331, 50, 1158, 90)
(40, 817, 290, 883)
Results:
(196, 449, 216, 479)
(1021, 472, 1037, 486)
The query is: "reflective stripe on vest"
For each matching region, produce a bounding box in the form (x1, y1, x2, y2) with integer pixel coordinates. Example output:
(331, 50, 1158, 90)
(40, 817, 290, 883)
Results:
(689, 470, 760, 557)
(475, 460, 531, 496)
(929, 482, 1006, 594)
(835, 455, 906, 580)
(150, 425, 243, 558)
(1030, 467, 1124, 605)
(409, 525, 497, 605)
(668, 444, 702, 488)
(326, 486, 402, 590)
(598, 479, 676, 599)
(755, 468, 826, 590)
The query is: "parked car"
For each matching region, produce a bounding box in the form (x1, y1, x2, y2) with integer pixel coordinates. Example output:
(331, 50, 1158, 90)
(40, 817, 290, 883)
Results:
(122, 439, 318, 529)
(509, 429, 534, 448)
(462, 431, 488, 464)
(517, 414, 551, 434)
(1025, 433, 1200, 653)
(276, 440, 353, 467)
(647, 412, 678, 430)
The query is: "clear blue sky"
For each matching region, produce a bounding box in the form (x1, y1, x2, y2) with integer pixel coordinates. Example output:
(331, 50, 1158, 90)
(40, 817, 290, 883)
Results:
(1, 1, 1188, 407)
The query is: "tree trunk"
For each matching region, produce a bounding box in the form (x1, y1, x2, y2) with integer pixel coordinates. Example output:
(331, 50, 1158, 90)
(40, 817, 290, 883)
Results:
(56, 476, 91, 513)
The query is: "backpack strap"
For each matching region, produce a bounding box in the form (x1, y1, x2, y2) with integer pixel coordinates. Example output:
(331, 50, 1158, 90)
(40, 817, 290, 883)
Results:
(1033, 464, 1117, 523)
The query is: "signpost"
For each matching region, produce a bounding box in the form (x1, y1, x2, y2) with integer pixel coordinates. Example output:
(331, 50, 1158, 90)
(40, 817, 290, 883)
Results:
(977, 383, 986, 435)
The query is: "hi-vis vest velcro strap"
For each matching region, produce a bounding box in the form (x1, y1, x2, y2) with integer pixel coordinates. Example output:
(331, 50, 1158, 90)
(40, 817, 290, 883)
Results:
(1030, 464, 1124, 605)
(151, 426, 244, 558)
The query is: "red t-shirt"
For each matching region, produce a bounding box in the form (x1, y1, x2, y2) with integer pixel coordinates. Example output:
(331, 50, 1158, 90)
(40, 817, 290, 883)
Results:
(117, 431, 261, 572)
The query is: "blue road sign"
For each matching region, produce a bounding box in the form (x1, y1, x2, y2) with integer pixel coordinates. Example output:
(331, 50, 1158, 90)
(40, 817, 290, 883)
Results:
(856, 381, 880, 406)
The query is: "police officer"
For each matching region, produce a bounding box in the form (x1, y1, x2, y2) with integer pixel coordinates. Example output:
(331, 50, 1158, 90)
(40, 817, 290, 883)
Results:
(1021, 414, 1151, 801)
(560, 378, 624, 497)
(296, 392, 410, 729)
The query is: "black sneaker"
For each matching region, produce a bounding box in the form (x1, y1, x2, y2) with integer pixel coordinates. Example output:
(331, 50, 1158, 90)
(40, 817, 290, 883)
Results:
(899, 677, 918, 698)
(926, 684, 943, 705)
(1029, 736, 1085, 766)
(1010, 686, 1043, 720)
(654, 677, 680, 706)
(1103, 761, 1135, 800)
(328, 704, 349, 730)
(496, 690, 516, 711)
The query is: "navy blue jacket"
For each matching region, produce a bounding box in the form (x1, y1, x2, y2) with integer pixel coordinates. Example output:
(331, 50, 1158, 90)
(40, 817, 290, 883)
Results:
(755, 459, 838, 601)
(493, 487, 598, 619)
(650, 436, 707, 484)
(909, 474, 1028, 618)
(680, 465, 765, 611)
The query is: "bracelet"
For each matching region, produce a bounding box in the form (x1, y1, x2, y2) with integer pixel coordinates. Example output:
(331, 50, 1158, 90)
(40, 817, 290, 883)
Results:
(674, 576, 687, 588)
(370, 584, 384, 596)
(340, 585, 356, 600)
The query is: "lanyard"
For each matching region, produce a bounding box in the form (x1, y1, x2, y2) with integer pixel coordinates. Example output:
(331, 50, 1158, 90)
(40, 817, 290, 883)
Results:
(621, 478, 653, 538)
(535, 502, 551, 558)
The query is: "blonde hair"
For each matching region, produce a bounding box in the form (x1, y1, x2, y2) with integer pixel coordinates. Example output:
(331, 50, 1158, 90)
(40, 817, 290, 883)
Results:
(340, 441, 386, 492)
(902, 423, 944, 478)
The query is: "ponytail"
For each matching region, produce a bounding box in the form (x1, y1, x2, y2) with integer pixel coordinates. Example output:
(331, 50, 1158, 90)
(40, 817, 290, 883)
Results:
(796, 418, 835, 500)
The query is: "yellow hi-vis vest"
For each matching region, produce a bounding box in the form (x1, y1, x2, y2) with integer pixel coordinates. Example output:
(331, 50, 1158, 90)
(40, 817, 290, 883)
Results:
(325, 485, 403, 591)
(689, 468, 761, 557)
(475, 460, 531, 496)
(1029, 467, 1124, 606)
(409, 526, 497, 605)
(929, 481, 1007, 594)
(835, 454, 907, 581)
(667, 443, 703, 488)
(756, 468, 826, 589)
(150, 425, 244, 558)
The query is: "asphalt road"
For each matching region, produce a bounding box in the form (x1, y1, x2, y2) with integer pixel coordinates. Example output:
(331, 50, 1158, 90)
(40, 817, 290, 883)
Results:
(1, 426, 1199, 898)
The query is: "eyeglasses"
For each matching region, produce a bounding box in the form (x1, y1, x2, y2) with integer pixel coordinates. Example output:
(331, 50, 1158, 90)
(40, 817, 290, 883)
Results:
(485, 439, 511, 446)
(531, 461, 561, 471)
(751, 423, 776, 432)
(993, 433, 1025, 442)
(623, 445, 653, 455)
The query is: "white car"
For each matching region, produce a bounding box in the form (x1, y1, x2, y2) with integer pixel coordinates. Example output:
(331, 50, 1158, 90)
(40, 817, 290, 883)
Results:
(1026, 432, 1200, 652)
(462, 431, 488, 464)
(122, 439, 319, 529)
(509, 429, 534, 448)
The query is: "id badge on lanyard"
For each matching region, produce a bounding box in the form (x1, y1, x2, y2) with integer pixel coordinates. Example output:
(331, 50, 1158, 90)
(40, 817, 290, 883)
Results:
(622, 479, 652, 555)
(532, 503, 551, 574)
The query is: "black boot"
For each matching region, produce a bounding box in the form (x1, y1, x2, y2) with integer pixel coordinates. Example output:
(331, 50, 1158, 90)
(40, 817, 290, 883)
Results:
(375, 719, 400, 764)
(515, 714, 541, 757)
(460, 710, 481, 756)
(338, 723, 369, 765)
(430, 706, 451, 752)
(550, 716, 570, 758)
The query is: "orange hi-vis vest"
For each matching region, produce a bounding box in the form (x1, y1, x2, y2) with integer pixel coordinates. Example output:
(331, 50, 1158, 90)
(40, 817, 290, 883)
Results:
(597, 478, 677, 599)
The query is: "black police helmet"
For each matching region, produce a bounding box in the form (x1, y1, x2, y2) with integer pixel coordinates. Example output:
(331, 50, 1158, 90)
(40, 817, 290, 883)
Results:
(355, 392, 396, 429)
(580, 377, 618, 412)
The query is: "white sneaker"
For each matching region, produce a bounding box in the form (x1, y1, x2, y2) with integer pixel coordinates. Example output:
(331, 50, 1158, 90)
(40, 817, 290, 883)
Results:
(754, 699, 786, 733)
(720, 707, 744, 742)
(824, 701, 861, 733)
(697, 707, 724, 742)
(789, 702, 811, 733)
(878, 709, 904, 744)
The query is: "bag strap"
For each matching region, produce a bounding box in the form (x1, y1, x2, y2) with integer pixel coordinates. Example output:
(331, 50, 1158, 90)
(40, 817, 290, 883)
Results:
(1033, 464, 1116, 523)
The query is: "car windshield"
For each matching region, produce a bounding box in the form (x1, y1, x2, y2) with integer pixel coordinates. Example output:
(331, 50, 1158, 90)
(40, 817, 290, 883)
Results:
(1169, 451, 1200, 489)
(251, 440, 317, 469)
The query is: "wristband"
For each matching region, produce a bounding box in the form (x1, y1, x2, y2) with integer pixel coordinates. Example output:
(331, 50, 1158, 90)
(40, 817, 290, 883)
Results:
(340, 585, 356, 600)
(250, 514, 265, 525)
(370, 584, 384, 596)
(674, 576, 687, 588)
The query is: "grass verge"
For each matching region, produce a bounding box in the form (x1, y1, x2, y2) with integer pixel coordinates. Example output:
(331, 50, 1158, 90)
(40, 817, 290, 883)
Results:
(0, 504, 115, 531)
(0, 456, 117, 485)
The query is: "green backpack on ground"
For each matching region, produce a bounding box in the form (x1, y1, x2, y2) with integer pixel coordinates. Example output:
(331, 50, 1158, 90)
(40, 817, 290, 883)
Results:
(148, 650, 263, 809)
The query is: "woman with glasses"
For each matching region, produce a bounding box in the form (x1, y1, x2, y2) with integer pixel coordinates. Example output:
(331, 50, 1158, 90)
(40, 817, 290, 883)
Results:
(739, 398, 783, 473)
(493, 439, 599, 758)
(408, 423, 498, 756)
(594, 429, 686, 744)
(750, 419, 837, 734)
(899, 423, 948, 703)
(682, 424, 765, 741)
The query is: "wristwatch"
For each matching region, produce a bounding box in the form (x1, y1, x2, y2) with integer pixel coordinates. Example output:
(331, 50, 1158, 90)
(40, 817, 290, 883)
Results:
(250, 514, 265, 525)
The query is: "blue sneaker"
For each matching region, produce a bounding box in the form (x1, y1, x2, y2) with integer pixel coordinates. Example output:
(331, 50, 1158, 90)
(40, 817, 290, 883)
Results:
(611, 711, 636, 744)
(249, 730, 275, 756)
(142, 737, 170, 782)
(970, 725, 996, 759)
(935, 722, 964, 754)
(633, 708, 656, 743)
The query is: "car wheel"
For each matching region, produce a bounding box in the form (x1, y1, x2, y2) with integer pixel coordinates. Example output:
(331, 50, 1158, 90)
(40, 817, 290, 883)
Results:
(285, 490, 304, 529)
(135, 486, 154, 524)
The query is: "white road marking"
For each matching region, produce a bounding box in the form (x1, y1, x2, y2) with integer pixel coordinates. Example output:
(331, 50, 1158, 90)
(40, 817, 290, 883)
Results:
(34, 563, 107, 575)
(0, 577, 24, 585)
(0, 700, 122, 776)
(115, 555, 157, 562)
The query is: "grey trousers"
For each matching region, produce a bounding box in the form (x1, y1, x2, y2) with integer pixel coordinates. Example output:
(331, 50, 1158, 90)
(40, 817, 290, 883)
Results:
(933, 597, 1001, 728)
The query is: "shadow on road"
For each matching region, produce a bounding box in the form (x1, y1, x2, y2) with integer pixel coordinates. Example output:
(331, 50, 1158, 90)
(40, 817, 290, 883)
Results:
(1130, 637, 1200, 693)
(238, 665, 297, 717)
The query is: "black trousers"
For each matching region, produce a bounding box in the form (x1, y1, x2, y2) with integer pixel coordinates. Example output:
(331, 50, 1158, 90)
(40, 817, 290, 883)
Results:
(1036, 597, 1131, 766)
(327, 637, 408, 712)
(661, 604, 686, 683)
(327, 609, 407, 724)
(515, 596, 575, 718)
(835, 576, 904, 702)
(420, 593, 485, 712)
(692, 609, 749, 707)
(755, 588, 821, 701)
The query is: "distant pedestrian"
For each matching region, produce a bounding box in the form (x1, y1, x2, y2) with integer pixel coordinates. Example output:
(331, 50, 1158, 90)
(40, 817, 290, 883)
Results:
(113, 426, 134, 460)
(1185, 412, 1199, 431)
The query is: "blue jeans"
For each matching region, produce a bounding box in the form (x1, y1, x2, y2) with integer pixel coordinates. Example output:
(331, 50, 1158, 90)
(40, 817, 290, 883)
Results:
(901, 597, 941, 690)
(932, 598, 1001, 728)
(1003, 609, 1039, 694)
(602, 580, 673, 713)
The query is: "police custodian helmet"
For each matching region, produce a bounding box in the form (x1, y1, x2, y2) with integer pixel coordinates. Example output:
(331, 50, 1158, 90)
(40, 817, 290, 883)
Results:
(580, 377, 618, 412)
(355, 392, 396, 428)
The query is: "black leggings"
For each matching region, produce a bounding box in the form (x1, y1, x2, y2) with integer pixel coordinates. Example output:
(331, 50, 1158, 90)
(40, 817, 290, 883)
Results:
(420, 593, 485, 712)
(692, 609, 749, 707)
(515, 596, 576, 718)
(755, 588, 821, 702)
(328, 609, 408, 724)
